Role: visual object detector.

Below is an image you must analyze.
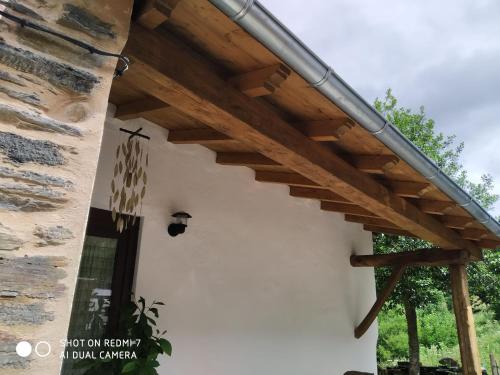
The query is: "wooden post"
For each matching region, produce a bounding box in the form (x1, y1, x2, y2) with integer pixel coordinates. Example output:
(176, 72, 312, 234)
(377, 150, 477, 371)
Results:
(449, 264, 482, 374)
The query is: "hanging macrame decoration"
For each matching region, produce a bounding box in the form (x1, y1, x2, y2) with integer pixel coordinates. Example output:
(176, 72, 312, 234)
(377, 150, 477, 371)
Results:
(109, 128, 150, 232)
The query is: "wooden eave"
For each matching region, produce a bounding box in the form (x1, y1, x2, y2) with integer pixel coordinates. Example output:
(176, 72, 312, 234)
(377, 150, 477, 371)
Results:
(109, 0, 500, 257)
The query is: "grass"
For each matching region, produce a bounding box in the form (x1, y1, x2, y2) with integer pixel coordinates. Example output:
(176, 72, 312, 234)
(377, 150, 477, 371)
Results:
(377, 299, 500, 372)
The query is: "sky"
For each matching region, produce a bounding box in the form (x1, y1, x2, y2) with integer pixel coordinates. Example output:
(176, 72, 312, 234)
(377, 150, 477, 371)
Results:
(260, 0, 500, 217)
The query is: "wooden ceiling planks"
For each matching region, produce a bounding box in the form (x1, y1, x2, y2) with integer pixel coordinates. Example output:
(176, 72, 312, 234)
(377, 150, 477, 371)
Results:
(108, 0, 499, 251)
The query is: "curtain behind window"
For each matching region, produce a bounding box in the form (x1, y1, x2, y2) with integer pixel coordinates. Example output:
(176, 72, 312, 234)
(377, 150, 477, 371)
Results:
(61, 235, 118, 374)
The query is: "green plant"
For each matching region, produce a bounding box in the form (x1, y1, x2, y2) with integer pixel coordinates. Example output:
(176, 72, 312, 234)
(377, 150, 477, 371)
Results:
(76, 296, 172, 375)
(378, 301, 500, 373)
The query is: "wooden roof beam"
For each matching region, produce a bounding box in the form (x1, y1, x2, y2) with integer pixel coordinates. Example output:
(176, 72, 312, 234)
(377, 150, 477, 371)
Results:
(351, 155, 400, 174)
(351, 249, 469, 268)
(289, 186, 348, 203)
(294, 118, 355, 141)
(115, 95, 169, 120)
(136, 0, 182, 30)
(124, 25, 481, 257)
(228, 64, 291, 97)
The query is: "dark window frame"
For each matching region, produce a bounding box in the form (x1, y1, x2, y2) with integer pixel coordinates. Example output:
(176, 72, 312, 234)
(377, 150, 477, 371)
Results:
(83, 207, 141, 336)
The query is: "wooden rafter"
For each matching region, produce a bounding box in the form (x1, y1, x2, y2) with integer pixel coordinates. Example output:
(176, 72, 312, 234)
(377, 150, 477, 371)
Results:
(363, 225, 416, 238)
(320, 202, 378, 217)
(255, 171, 319, 188)
(115, 96, 169, 120)
(344, 215, 399, 229)
(216, 152, 279, 167)
(289, 186, 348, 203)
(123, 24, 481, 257)
(136, 0, 182, 30)
(217, 152, 400, 175)
(168, 128, 233, 144)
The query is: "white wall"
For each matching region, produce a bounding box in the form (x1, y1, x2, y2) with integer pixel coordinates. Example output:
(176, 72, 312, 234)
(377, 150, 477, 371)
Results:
(91, 110, 378, 375)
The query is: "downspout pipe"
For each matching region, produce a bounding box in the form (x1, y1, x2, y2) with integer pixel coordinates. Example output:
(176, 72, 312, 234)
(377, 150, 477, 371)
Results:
(209, 0, 500, 238)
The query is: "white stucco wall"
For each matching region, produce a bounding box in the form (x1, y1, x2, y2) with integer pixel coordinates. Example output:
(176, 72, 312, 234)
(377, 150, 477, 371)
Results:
(90, 109, 378, 374)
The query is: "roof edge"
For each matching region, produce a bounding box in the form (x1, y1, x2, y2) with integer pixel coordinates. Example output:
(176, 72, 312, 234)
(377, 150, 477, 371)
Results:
(208, 0, 500, 239)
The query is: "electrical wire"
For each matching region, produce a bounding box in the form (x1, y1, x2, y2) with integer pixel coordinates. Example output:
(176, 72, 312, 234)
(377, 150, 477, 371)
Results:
(0, 9, 129, 77)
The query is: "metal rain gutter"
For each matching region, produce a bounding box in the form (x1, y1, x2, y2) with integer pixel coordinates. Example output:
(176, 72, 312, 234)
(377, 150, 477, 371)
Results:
(209, 0, 500, 237)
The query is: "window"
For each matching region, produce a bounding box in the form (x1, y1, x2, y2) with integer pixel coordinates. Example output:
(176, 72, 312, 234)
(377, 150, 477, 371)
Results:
(61, 208, 140, 374)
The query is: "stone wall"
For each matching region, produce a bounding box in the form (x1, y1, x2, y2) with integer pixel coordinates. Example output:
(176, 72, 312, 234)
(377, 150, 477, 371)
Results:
(0, 1, 132, 373)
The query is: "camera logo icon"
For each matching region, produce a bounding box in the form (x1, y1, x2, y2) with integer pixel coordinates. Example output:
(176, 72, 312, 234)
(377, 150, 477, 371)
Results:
(16, 341, 51, 358)
(15, 341, 32, 357)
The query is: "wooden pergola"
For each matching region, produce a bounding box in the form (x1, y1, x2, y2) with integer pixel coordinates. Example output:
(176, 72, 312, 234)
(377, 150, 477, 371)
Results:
(109, 1, 500, 373)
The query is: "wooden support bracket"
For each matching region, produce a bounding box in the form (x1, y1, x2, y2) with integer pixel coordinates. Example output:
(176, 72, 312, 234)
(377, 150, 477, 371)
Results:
(386, 180, 432, 198)
(418, 199, 456, 215)
(355, 264, 407, 338)
(461, 228, 490, 241)
(351, 155, 400, 174)
(295, 118, 355, 141)
(352, 248, 474, 340)
(136, 0, 182, 29)
(229, 64, 291, 97)
(441, 215, 475, 229)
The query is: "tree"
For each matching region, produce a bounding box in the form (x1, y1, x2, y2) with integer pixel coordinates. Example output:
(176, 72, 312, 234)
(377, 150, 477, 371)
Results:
(373, 90, 499, 374)
(467, 250, 500, 319)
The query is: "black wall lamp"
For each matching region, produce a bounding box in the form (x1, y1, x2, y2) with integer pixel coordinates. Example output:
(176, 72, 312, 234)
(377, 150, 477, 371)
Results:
(168, 212, 192, 237)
